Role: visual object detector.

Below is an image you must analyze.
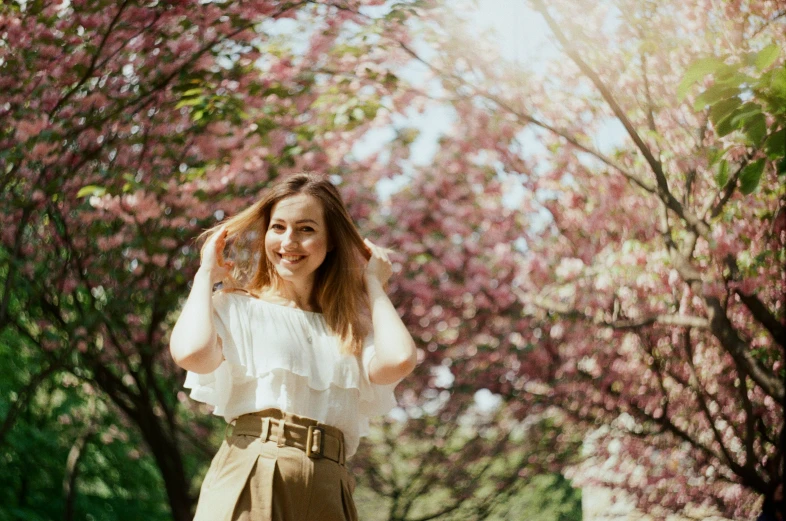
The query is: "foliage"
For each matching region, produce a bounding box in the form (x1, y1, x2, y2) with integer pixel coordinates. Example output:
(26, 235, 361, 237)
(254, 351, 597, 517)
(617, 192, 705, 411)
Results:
(373, 0, 784, 518)
(0, 0, 427, 518)
(680, 43, 786, 193)
(2, 0, 784, 520)
(352, 397, 583, 521)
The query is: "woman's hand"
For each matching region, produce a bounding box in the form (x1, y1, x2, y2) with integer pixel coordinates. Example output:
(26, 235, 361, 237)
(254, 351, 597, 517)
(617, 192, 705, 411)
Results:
(364, 238, 392, 288)
(201, 227, 234, 284)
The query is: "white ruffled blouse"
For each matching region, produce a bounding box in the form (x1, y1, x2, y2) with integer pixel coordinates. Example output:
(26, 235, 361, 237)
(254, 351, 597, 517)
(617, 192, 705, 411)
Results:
(183, 291, 399, 459)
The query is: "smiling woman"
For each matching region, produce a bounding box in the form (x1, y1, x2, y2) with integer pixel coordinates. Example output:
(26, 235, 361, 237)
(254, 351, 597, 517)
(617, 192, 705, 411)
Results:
(168, 172, 417, 521)
(264, 194, 331, 302)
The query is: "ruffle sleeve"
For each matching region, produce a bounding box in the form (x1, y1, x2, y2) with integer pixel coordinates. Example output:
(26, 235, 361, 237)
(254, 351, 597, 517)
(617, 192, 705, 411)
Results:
(183, 291, 241, 416)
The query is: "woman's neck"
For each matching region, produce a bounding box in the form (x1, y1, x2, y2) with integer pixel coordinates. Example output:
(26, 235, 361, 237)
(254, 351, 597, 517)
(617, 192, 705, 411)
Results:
(264, 279, 319, 312)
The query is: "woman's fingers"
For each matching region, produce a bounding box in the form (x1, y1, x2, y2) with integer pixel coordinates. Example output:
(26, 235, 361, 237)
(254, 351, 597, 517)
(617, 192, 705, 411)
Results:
(364, 238, 391, 262)
(363, 239, 393, 288)
(217, 230, 232, 268)
(203, 227, 231, 271)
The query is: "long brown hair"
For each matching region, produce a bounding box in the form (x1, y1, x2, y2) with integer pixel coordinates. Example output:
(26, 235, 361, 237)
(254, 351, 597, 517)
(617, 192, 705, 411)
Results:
(199, 173, 371, 355)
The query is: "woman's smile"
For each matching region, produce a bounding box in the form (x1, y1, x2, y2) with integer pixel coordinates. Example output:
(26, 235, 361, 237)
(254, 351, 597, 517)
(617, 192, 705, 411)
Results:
(279, 253, 307, 264)
(265, 193, 330, 284)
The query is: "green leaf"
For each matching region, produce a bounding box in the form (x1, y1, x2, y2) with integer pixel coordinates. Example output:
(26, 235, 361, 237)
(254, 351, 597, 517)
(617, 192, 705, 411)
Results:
(714, 159, 729, 188)
(739, 159, 765, 194)
(677, 57, 726, 101)
(778, 157, 786, 175)
(715, 159, 730, 188)
(743, 113, 767, 146)
(710, 97, 743, 136)
(383, 72, 398, 88)
(76, 185, 106, 198)
(755, 44, 780, 71)
(772, 67, 786, 97)
(710, 97, 742, 125)
(764, 128, 786, 159)
(729, 102, 762, 127)
(714, 70, 751, 88)
(693, 86, 740, 111)
(181, 87, 204, 97)
(175, 97, 204, 109)
(706, 147, 723, 166)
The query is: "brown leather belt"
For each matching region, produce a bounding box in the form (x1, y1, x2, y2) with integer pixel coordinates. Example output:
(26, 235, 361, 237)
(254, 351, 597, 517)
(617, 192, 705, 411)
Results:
(229, 409, 346, 465)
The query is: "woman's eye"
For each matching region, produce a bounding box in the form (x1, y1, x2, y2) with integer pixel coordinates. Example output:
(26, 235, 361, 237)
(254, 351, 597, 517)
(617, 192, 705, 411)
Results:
(271, 224, 285, 231)
(301, 227, 314, 232)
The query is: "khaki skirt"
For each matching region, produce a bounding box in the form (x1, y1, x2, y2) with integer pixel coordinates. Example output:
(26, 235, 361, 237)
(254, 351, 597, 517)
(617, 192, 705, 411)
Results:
(193, 408, 358, 521)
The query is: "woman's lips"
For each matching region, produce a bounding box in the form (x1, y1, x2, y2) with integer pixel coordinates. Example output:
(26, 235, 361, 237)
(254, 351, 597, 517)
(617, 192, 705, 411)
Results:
(278, 253, 306, 264)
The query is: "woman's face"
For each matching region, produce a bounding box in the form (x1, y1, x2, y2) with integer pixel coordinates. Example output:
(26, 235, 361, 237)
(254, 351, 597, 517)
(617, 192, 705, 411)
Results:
(265, 193, 330, 285)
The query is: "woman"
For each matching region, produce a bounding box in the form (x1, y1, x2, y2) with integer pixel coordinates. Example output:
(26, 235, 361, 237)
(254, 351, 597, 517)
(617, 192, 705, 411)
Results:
(169, 173, 417, 521)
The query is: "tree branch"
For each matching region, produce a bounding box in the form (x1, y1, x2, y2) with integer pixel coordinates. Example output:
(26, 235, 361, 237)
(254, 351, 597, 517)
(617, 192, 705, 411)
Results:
(0, 351, 63, 446)
(50, 0, 132, 116)
(724, 251, 785, 346)
(64, 402, 98, 521)
(0, 206, 33, 328)
(736, 291, 786, 347)
(518, 289, 710, 330)
(529, 0, 710, 238)
(395, 41, 658, 195)
(682, 330, 747, 481)
(704, 295, 784, 401)
(705, 152, 752, 219)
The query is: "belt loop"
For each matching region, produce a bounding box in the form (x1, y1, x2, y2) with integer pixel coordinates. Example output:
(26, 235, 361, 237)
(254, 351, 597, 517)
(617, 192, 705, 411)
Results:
(276, 418, 286, 447)
(339, 437, 345, 465)
(261, 417, 271, 442)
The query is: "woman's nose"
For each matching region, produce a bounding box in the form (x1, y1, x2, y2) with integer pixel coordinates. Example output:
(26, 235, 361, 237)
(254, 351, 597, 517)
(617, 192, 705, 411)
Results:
(281, 229, 299, 248)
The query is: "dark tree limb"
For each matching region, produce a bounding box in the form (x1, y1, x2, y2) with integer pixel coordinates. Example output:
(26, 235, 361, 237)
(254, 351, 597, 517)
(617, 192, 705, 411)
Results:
(50, 0, 132, 116)
(529, 0, 711, 239)
(0, 206, 33, 327)
(64, 417, 98, 521)
(0, 356, 63, 446)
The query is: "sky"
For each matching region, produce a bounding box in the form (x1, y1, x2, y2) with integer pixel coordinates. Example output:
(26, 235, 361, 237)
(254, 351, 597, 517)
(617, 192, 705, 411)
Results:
(261, 0, 626, 183)
(357, 1, 555, 199)
(361, 0, 628, 203)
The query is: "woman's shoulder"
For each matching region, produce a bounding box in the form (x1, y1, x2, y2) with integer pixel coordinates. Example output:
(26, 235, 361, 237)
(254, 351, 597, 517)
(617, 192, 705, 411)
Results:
(216, 287, 253, 297)
(211, 287, 255, 310)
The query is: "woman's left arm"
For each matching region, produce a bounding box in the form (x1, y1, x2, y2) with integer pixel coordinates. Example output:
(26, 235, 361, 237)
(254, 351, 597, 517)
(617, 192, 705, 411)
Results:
(364, 239, 418, 385)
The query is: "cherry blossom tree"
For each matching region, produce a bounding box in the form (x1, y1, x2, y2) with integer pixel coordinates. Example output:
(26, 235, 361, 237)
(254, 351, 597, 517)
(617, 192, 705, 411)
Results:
(2, 0, 783, 519)
(0, 1, 429, 518)
(359, 0, 784, 517)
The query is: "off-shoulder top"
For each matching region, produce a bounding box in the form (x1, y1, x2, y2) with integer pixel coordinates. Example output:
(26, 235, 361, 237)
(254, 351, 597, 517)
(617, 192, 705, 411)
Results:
(183, 291, 399, 459)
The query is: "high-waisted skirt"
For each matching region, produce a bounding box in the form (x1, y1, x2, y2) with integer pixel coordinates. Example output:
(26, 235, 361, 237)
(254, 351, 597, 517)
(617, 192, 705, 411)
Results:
(192, 408, 358, 521)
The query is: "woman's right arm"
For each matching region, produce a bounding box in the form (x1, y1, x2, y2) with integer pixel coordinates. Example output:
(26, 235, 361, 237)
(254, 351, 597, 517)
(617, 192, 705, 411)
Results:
(169, 228, 230, 374)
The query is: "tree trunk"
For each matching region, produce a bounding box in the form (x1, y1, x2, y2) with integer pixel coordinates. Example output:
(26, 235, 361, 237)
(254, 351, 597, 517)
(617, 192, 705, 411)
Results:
(91, 364, 195, 521)
(134, 405, 195, 521)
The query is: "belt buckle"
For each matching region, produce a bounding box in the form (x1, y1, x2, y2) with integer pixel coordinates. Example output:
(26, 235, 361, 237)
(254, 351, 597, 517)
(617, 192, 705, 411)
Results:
(306, 425, 323, 458)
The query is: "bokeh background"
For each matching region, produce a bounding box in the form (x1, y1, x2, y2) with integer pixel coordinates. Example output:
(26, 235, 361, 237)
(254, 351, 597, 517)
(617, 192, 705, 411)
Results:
(1, 1, 784, 520)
